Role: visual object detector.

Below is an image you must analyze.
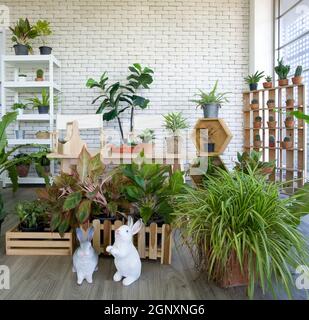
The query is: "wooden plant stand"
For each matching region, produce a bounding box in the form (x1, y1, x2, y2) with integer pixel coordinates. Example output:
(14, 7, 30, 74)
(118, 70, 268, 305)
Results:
(6, 226, 73, 256)
(243, 84, 307, 191)
(92, 219, 172, 264)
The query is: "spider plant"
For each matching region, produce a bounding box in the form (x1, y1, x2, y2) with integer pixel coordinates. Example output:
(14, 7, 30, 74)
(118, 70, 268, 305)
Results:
(172, 169, 308, 299)
(27, 88, 50, 108)
(162, 112, 189, 134)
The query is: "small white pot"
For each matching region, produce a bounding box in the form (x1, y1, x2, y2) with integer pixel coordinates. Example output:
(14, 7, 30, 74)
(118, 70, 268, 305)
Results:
(18, 75, 27, 82)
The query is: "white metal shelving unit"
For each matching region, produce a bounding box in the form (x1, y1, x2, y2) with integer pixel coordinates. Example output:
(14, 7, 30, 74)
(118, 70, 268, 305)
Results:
(1, 54, 61, 186)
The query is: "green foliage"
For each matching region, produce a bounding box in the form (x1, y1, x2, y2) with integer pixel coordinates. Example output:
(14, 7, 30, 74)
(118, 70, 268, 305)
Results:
(14, 153, 32, 165)
(16, 200, 49, 229)
(12, 103, 27, 111)
(34, 20, 52, 45)
(38, 147, 108, 234)
(269, 135, 275, 143)
(120, 159, 185, 224)
(269, 115, 275, 122)
(289, 111, 309, 124)
(86, 64, 153, 140)
(27, 88, 50, 108)
(0, 194, 8, 221)
(138, 129, 155, 143)
(234, 151, 275, 176)
(265, 76, 272, 82)
(172, 169, 308, 299)
(244, 71, 264, 84)
(251, 99, 259, 104)
(267, 99, 275, 104)
(36, 69, 44, 78)
(254, 134, 261, 141)
(294, 65, 302, 77)
(162, 112, 189, 134)
(285, 115, 294, 122)
(191, 81, 229, 107)
(284, 136, 291, 142)
(255, 116, 262, 122)
(30, 147, 51, 185)
(9, 18, 38, 50)
(274, 58, 290, 80)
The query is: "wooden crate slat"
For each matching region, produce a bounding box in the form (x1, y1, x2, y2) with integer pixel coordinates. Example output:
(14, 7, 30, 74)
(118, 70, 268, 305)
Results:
(7, 231, 71, 239)
(103, 219, 111, 252)
(7, 240, 71, 248)
(92, 219, 101, 254)
(161, 224, 172, 265)
(148, 223, 158, 260)
(6, 248, 71, 256)
(137, 223, 146, 259)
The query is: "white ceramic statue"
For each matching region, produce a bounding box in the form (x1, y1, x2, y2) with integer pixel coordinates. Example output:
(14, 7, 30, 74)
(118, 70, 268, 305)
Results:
(73, 226, 98, 285)
(106, 216, 143, 286)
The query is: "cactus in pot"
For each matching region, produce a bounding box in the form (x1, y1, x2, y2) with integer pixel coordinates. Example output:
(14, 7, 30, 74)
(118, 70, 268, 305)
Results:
(268, 115, 277, 129)
(35, 69, 44, 81)
(269, 135, 276, 148)
(253, 116, 262, 129)
(254, 134, 262, 148)
(250, 99, 259, 110)
(282, 136, 293, 149)
(263, 76, 273, 89)
(292, 66, 303, 85)
(285, 115, 294, 129)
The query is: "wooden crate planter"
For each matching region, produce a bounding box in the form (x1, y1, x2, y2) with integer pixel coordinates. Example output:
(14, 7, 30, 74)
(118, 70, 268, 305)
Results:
(92, 219, 172, 264)
(6, 226, 73, 256)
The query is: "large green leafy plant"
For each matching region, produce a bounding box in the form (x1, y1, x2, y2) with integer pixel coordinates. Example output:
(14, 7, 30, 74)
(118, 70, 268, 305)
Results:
(172, 169, 308, 299)
(10, 18, 38, 51)
(86, 64, 153, 141)
(275, 58, 290, 80)
(37, 147, 108, 234)
(120, 160, 185, 224)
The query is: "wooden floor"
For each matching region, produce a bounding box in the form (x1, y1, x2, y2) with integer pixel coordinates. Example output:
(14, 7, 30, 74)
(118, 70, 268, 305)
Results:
(0, 187, 308, 300)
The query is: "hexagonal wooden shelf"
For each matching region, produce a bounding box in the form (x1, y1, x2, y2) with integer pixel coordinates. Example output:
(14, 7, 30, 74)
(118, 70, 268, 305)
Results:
(192, 118, 233, 156)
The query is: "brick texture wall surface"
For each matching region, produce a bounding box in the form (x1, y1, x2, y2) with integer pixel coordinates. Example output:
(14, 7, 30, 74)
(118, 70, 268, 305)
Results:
(2, 0, 250, 167)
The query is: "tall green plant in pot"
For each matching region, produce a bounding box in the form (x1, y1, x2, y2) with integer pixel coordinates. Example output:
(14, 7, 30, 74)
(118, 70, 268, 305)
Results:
(172, 169, 308, 298)
(10, 18, 38, 55)
(34, 20, 52, 55)
(275, 58, 290, 86)
(163, 112, 189, 154)
(244, 71, 264, 91)
(191, 81, 229, 118)
(27, 88, 53, 114)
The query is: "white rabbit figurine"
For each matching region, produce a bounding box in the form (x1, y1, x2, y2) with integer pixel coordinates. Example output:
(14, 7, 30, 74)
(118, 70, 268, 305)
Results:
(106, 216, 143, 286)
(73, 226, 98, 285)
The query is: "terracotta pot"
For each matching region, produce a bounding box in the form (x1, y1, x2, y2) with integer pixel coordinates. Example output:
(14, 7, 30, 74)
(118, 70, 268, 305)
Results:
(250, 103, 259, 110)
(267, 103, 275, 110)
(292, 76, 303, 85)
(285, 120, 295, 129)
(263, 82, 272, 89)
(282, 141, 293, 149)
(35, 77, 44, 81)
(253, 122, 262, 129)
(16, 164, 30, 177)
(254, 141, 262, 148)
(267, 121, 277, 129)
(166, 136, 182, 154)
(279, 79, 289, 86)
(269, 142, 276, 148)
(286, 99, 295, 108)
(218, 251, 249, 288)
(111, 145, 134, 154)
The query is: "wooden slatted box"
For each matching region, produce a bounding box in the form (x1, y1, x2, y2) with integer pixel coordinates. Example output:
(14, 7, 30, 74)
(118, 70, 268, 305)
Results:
(6, 226, 73, 256)
(92, 219, 172, 264)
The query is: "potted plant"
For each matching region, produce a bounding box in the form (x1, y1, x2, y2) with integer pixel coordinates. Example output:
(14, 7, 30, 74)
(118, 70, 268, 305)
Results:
(34, 20, 52, 55)
(16, 200, 48, 232)
(282, 136, 293, 149)
(285, 115, 295, 129)
(35, 69, 44, 81)
(27, 88, 50, 114)
(250, 98, 259, 110)
(14, 153, 32, 177)
(267, 115, 276, 129)
(253, 134, 261, 148)
(286, 98, 295, 108)
(172, 169, 308, 298)
(235, 151, 275, 176)
(266, 99, 275, 110)
(269, 135, 276, 148)
(263, 76, 273, 89)
(191, 81, 229, 118)
(18, 74, 27, 82)
(120, 160, 185, 226)
(87, 64, 153, 143)
(244, 71, 264, 91)
(292, 65, 303, 85)
(9, 18, 38, 55)
(253, 116, 262, 129)
(275, 58, 290, 86)
(136, 129, 155, 155)
(163, 112, 189, 154)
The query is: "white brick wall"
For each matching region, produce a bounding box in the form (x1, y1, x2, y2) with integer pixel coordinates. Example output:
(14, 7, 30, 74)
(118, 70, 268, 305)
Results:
(3, 0, 250, 167)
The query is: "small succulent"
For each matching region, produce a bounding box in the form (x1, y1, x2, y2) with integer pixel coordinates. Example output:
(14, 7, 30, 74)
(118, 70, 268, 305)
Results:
(267, 99, 275, 104)
(286, 98, 295, 106)
(265, 76, 272, 82)
(294, 66, 303, 77)
(251, 99, 259, 104)
(284, 136, 291, 142)
(269, 135, 276, 143)
(269, 115, 275, 122)
(36, 69, 44, 78)
(285, 115, 294, 122)
(244, 71, 265, 84)
(138, 129, 155, 143)
(254, 134, 261, 141)
(255, 116, 262, 122)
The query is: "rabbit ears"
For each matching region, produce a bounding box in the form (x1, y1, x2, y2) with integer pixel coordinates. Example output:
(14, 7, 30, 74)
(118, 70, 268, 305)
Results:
(127, 216, 143, 235)
(76, 226, 94, 242)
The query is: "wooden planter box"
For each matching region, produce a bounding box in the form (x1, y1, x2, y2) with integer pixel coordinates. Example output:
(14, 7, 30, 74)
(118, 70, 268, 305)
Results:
(92, 219, 172, 264)
(6, 226, 73, 256)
